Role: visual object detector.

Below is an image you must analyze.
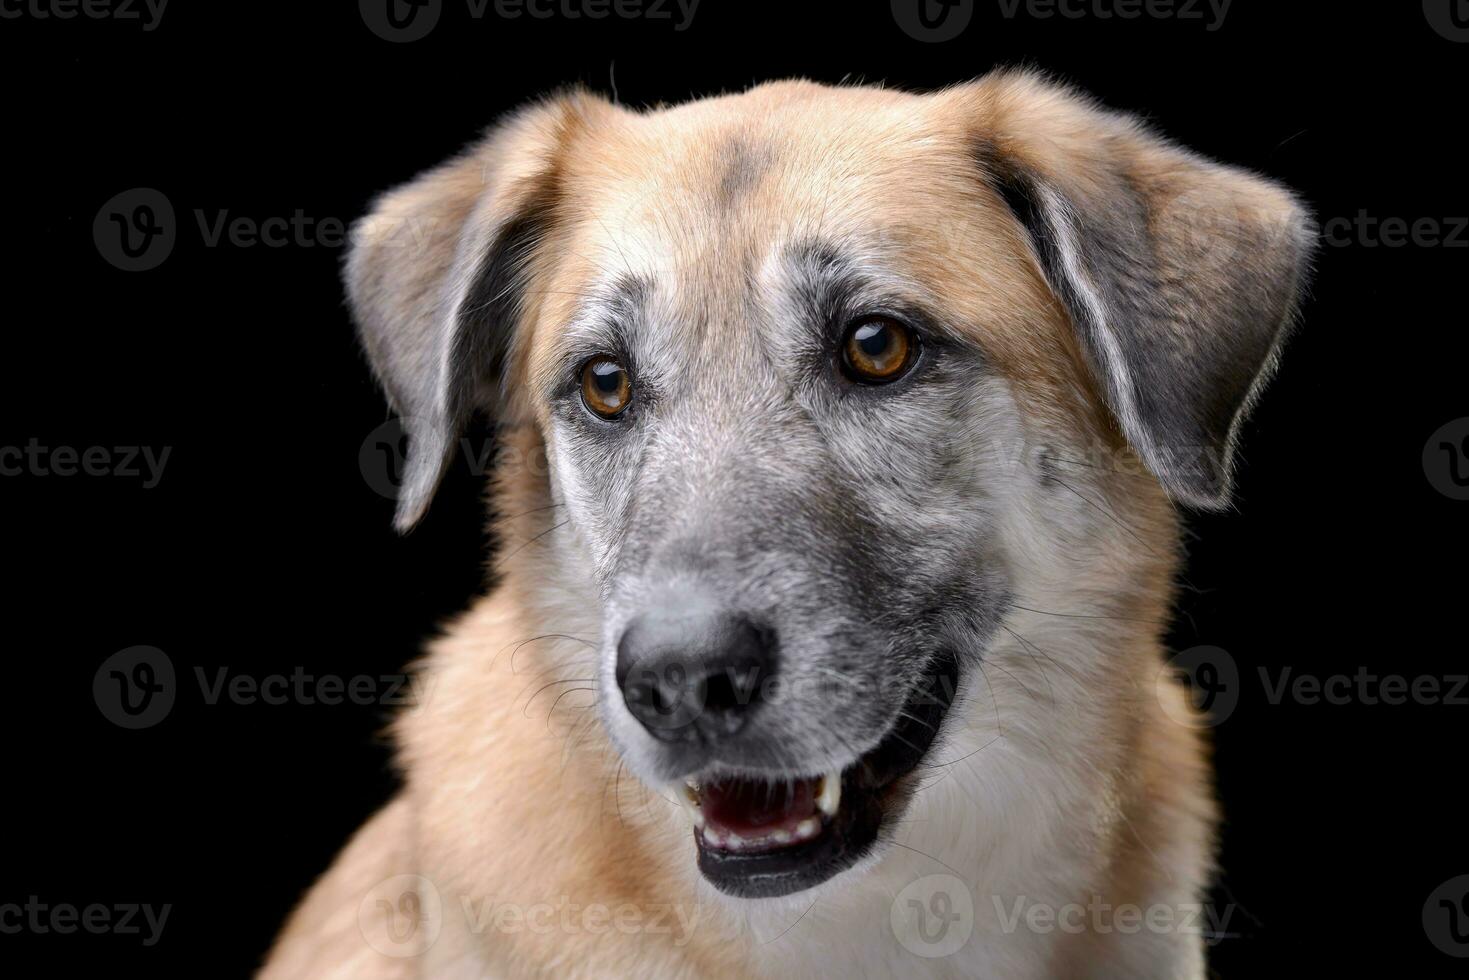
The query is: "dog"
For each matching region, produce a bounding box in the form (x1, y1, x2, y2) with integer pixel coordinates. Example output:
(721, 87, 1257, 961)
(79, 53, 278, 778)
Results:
(261, 71, 1311, 978)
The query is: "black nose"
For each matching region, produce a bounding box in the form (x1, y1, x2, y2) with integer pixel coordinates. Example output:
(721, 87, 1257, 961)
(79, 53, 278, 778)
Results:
(616, 612, 776, 744)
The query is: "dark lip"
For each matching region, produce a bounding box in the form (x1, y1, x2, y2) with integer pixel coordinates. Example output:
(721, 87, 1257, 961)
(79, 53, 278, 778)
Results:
(695, 649, 961, 899)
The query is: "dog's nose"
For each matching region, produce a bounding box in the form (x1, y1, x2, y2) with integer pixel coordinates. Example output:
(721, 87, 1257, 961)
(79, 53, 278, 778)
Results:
(616, 612, 776, 744)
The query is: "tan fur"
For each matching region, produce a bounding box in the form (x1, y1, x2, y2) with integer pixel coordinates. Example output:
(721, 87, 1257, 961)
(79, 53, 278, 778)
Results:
(257, 72, 1300, 978)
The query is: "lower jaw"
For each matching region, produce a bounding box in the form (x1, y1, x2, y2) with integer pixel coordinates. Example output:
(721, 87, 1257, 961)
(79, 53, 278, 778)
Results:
(687, 649, 960, 899)
(693, 770, 887, 899)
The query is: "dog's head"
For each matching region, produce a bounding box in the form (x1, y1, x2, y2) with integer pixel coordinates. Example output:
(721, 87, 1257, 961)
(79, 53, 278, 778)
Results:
(348, 74, 1310, 899)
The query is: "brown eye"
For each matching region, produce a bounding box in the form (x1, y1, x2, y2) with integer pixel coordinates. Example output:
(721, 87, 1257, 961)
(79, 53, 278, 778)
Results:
(580, 356, 632, 418)
(841, 316, 917, 383)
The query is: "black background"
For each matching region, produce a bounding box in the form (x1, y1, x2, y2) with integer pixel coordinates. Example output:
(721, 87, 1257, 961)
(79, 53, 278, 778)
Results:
(4, 1, 1466, 975)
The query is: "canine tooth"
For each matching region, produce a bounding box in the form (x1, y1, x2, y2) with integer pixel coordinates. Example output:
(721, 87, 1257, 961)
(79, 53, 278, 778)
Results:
(702, 828, 723, 848)
(794, 818, 819, 840)
(674, 784, 704, 829)
(816, 772, 842, 817)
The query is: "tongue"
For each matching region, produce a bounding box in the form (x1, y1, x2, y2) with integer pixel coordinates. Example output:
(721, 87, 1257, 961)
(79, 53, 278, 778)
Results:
(701, 776, 820, 837)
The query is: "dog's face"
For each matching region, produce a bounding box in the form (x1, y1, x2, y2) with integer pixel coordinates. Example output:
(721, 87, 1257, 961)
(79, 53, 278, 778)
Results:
(348, 75, 1310, 899)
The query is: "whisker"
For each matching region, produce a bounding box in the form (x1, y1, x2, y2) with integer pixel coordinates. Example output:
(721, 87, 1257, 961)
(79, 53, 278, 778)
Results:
(972, 661, 1005, 739)
(758, 898, 819, 946)
(875, 835, 964, 877)
(492, 631, 596, 674)
(519, 676, 596, 715)
(998, 626, 1059, 708)
(1051, 476, 1161, 558)
(545, 687, 596, 728)
(501, 518, 570, 563)
(892, 708, 939, 736)
(563, 711, 604, 763)
(615, 760, 630, 829)
(926, 735, 1004, 769)
(1010, 600, 1168, 628)
(975, 657, 1038, 705)
(498, 501, 566, 524)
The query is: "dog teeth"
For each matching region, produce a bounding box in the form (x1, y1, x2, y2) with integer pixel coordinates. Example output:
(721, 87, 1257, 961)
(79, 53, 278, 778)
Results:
(675, 782, 704, 829)
(816, 771, 842, 817)
(682, 773, 838, 851)
(703, 827, 739, 850)
(699, 818, 824, 852)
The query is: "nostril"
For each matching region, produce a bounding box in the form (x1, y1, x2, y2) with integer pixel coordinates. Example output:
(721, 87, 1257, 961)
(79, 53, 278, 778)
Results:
(694, 618, 774, 732)
(700, 669, 745, 731)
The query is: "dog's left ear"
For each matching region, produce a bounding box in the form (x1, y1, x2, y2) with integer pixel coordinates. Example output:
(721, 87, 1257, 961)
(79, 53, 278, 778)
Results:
(957, 71, 1314, 507)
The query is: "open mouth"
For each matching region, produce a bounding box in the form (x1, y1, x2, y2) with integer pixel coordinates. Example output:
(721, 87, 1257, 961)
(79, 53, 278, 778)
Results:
(675, 650, 960, 898)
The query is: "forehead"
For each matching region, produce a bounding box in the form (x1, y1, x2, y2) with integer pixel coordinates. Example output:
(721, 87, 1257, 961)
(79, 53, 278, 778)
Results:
(525, 82, 1059, 387)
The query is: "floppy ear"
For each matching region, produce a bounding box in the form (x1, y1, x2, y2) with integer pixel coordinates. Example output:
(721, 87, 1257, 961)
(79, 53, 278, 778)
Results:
(345, 92, 601, 531)
(964, 72, 1314, 507)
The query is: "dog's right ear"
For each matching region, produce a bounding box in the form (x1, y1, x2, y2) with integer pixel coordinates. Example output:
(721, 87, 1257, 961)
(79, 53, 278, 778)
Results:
(346, 93, 603, 531)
